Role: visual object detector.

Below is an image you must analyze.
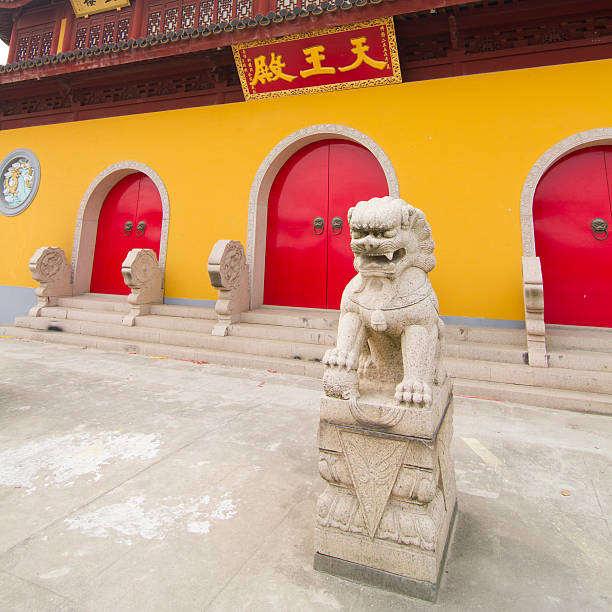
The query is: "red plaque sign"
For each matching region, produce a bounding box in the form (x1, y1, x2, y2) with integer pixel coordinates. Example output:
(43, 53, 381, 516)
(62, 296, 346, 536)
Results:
(232, 18, 401, 101)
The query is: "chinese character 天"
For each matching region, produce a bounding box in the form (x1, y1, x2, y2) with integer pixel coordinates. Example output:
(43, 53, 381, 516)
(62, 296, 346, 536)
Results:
(339, 37, 387, 72)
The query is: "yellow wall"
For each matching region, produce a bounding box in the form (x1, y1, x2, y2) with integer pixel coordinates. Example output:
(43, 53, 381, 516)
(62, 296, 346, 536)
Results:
(1, 58, 611, 321)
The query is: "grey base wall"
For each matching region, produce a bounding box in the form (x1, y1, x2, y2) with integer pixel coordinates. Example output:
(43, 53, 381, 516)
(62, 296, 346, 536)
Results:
(0, 286, 36, 324)
(441, 315, 525, 329)
(162, 297, 216, 308)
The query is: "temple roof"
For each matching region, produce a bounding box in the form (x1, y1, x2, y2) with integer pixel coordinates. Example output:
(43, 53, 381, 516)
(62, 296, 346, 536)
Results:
(0, 0, 478, 47)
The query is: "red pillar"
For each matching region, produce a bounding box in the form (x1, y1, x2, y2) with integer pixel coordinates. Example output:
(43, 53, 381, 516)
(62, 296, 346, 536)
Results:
(130, 0, 145, 39)
(7, 10, 20, 63)
(62, 5, 76, 53)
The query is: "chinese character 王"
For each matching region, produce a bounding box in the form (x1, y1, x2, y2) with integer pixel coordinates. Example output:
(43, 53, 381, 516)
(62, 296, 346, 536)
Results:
(300, 45, 336, 78)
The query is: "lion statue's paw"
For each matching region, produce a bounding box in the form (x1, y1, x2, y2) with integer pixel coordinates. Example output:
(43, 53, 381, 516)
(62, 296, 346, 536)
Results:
(395, 378, 433, 406)
(322, 348, 358, 371)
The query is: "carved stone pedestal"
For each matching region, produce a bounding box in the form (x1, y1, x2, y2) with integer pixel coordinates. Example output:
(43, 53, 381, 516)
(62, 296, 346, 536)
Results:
(315, 391, 456, 601)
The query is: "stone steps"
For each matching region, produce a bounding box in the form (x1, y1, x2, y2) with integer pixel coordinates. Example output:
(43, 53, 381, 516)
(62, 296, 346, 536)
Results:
(546, 325, 612, 353)
(13, 315, 326, 363)
(0, 325, 323, 377)
(6, 295, 612, 415)
(3, 324, 611, 417)
(9, 317, 612, 394)
(31, 304, 612, 375)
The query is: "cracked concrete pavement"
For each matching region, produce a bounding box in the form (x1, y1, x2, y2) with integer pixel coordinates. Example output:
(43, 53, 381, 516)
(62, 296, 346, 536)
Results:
(0, 337, 611, 611)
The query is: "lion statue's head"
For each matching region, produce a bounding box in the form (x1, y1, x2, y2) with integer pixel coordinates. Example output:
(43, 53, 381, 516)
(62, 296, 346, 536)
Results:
(347, 196, 435, 278)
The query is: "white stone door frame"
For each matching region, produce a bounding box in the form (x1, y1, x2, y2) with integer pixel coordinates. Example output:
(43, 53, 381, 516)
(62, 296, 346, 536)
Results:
(246, 124, 400, 309)
(71, 161, 170, 295)
(520, 128, 612, 366)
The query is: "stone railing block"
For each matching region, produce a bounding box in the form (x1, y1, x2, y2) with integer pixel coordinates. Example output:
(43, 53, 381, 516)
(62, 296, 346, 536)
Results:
(522, 256, 548, 367)
(28, 247, 72, 316)
(207, 240, 249, 336)
(121, 249, 163, 326)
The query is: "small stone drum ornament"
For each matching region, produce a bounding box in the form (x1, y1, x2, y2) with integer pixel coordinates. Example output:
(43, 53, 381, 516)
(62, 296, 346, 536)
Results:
(208, 240, 245, 290)
(207, 240, 250, 336)
(28, 246, 73, 316)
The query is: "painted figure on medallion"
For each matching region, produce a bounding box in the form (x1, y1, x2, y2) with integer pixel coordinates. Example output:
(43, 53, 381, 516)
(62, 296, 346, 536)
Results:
(2, 158, 34, 208)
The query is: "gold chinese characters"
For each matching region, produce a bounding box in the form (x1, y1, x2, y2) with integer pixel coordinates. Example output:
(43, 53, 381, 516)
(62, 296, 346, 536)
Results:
(250, 36, 388, 88)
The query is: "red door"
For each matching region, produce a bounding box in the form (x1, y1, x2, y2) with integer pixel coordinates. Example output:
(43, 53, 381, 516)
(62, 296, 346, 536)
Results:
(533, 146, 612, 327)
(90, 173, 163, 295)
(264, 140, 388, 309)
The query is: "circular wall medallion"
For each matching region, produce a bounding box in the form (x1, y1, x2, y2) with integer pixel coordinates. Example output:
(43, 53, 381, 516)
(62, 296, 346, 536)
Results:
(0, 148, 41, 216)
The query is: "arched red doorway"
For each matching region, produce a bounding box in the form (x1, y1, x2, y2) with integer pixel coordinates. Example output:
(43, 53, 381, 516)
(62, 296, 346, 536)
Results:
(90, 173, 163, 295)
(264, 139, 388, 309)
(533, 146, 612, 327)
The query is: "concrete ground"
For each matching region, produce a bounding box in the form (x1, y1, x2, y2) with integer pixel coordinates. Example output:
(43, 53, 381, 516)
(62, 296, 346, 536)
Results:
(0, 338, 611, 612)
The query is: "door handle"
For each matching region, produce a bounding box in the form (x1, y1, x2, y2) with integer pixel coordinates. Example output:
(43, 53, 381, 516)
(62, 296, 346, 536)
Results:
(591, 218, 608, 240)
(136, 221, 146, 236)
(313, 217, 324, 235)
(123, 221, 133, 236)
(331, 216, 343, 235)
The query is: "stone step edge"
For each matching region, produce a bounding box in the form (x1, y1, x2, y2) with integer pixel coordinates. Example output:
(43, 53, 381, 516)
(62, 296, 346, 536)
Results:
(453, 378, 612, 416)
(13, 316, 328, 360)
(43, 299, 612, 353)
(2, 326, 612, 417)
(33, 307, 523, 350)
(0, 325, 323, 378)
(10, 317, 612, 393)
(31, 308, 612, 363)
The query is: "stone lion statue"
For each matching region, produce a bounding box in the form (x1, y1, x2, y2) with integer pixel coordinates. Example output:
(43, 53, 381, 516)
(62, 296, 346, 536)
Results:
(323, 196, 445, 407)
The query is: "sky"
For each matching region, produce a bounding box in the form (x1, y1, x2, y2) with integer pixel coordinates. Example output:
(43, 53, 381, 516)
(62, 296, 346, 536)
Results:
(1, 41, 8, 64)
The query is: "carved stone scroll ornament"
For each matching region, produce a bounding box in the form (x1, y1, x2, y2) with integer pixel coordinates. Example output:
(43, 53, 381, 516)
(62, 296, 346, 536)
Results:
(314, 197, 457, 601)
(207, 240, 250, 337)
(522, 256, 548, 367)
(121, 249, 163, 326)
(28, 247, 73, 316)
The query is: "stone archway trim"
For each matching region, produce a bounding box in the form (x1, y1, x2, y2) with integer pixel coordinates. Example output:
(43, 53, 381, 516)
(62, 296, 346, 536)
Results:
(520, 128, 612, 367)
(520, 128, 612, 256)
(246, 124, 400, 309)
(71, 161, 170, 296)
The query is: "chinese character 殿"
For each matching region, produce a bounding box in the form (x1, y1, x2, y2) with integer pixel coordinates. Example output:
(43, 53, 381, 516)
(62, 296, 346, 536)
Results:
(251, 53, 297, 87)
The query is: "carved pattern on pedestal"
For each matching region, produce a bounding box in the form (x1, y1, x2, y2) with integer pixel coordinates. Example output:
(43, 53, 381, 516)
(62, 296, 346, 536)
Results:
(209, 240, 246, 290)
(30, 247, 67, 283)
(319, 449, 438, 504)
(125, 249, 159, 287)
(339, 430, 406, 539)
(316, 486, 444, 551)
